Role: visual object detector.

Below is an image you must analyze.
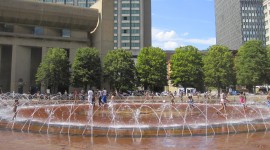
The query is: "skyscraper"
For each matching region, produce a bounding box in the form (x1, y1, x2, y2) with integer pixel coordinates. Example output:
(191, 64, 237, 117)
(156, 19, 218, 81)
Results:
(215, 0, 266, 50)
(264, 0, 270, 45)
(34, 0, 151, 57)
(113, 0, 151, 56)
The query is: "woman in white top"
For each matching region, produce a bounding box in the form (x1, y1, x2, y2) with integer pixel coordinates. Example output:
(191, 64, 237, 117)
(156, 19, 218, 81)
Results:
(217, 91, 229, 114)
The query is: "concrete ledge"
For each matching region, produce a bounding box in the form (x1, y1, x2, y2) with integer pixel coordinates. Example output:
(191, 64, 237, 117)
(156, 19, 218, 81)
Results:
(0, 0, 99, 31)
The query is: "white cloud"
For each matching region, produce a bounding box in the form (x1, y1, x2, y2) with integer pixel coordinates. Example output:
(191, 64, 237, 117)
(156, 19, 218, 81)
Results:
(152, 27, 216, 50)
(164, 41, 179, 50)
(181, 32, 189, 36)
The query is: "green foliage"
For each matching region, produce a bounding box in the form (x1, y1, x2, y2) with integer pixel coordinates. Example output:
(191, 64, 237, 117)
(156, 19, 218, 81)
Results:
(71, 47, 101, 89)
(266, 46, 270, 84)
(136, 47, 167, 91)
(203, 45, 234, 92)
(235, 40, 268, 88)
(170, 46, 204, 91)
(36, 48, 70, 93)
(103, 49, 136, 92)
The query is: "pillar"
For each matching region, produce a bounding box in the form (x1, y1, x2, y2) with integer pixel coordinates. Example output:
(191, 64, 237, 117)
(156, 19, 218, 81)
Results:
(10, 45, 31, 93)
(40, 47, 49, 93)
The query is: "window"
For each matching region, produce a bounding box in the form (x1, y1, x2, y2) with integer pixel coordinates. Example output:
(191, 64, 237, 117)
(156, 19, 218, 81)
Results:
(131, 29, 140, 34)
(34, 26, 44, 35)
(62, 29, 70, 37)
(0, 23, 14, 32)
(122, 29, 129, 33)
(122, 43, 130, 47)
(131, 43, 140, 47)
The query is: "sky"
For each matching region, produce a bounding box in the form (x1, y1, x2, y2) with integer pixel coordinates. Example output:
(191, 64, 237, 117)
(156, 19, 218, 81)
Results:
(151, 0, 216, 50)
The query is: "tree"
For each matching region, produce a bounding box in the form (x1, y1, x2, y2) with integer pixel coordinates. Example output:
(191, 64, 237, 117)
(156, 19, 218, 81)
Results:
(36, 48, 70, 93)
(203, 45, 234, 94)
(136, 47, 167, 91)
(71, 47, 102, 90)
(103, 49, 136, 92)
(170, 46, 204, 91)
(235, 40, 268, 92)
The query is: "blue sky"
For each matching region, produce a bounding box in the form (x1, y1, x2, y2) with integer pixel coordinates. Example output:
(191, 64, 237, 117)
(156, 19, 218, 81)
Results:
(152, 0, 216, 50)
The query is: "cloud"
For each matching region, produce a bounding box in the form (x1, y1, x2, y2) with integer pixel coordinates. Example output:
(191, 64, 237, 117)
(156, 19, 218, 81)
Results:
(152, 27, 216, 50)
(181, 32, 189, 36)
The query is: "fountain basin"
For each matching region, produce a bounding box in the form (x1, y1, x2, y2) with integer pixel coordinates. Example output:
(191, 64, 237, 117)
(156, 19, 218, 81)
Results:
(1, 103, 270, 137)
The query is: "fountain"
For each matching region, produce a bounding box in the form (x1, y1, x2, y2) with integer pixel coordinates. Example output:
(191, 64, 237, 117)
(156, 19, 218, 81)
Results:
(0, 93, 270, 138)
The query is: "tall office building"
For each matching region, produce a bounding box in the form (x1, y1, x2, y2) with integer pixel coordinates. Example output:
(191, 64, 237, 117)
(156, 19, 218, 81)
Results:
(34, 0, 151, 57)
(264, 0, 270, 45)
(215, 0, 266, 50)
(113, 0, 151, 56)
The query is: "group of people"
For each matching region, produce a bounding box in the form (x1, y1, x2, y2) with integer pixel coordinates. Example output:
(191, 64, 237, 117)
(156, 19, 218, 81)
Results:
(87, 88, 107, 107)
(11, 89, 270, 120)
(217, 91, 248, 115)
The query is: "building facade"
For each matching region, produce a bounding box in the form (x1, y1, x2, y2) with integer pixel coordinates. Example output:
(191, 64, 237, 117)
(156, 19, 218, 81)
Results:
(113, 0, 151, 56)
(35, 0, 97, 7)
(34, 0, 152, 57)
(0, 0, 114, 93)
(264, 0, 270, 45)
(215, 0, 266, 50)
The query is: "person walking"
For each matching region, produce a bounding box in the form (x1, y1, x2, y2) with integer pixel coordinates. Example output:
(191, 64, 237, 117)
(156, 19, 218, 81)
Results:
(239, 93, 247, 109)
(12, 99, 19, 120)
(102, 88, 107, 104)
(217, 91, 229, 114)
(97, 89, 103, 106)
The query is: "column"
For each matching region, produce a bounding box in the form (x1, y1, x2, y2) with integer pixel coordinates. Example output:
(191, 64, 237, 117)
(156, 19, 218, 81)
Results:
(0, 45, 2, 76)
(10, 45, 31, 93)
(40, 47, 49, 93)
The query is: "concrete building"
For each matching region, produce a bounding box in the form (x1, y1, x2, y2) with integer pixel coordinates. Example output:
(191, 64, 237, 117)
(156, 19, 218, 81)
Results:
(264, 0, 270, 45)
(0, 0, 114, 93)
(215, 0, 266, 50)
(33, 0, 151, 57)
(34, 0, 97, 7)
(113, 0, 152, 57)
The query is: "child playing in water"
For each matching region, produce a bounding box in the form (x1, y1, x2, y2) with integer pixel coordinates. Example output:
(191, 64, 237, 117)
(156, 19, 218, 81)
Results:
(266, 91, 270, 107)
(188, 95, 194, 109)
(239, 93, 247, 109)
(12, 99, 19, 120)
(169, 91, 175, 105)
(217, 91, 229, 114)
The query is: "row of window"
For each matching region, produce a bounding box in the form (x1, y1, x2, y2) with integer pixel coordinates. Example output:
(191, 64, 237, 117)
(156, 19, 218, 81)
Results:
(121, 3, 140, 8)
(242, 6, 264, 11)
(114, 36, 140, 40)
(37, 0, 96, 6)
(243, 37, 265, 42)
(114, 43, 140, 48)
(0, 24, 71, 38)
(242, 18, 264, 23)
(242, 24, 264, 29)
(121, 10, 140, 14)
(243, 30, 265, 35)
(114, 16, 140, 21)
(121, 43, 140, 47)
(121, 23, 140, 27)
(114, 29, 140, 34)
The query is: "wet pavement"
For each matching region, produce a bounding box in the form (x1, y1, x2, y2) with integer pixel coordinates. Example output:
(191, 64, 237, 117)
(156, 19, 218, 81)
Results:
(0, 129, 269, 150)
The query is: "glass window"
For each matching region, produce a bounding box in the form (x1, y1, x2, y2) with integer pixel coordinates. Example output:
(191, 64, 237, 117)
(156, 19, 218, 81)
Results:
(34, 26, 44, 35)
(62, 29, 70, 37)
(122, 29, 129, 33)
(0, 23, 14, 32)
(121, 43, 130, 47)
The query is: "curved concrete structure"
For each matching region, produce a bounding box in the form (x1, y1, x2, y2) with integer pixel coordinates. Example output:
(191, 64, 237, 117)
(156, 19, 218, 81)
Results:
(0, 0, 99, 31)
(0, 0, 114, 93)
